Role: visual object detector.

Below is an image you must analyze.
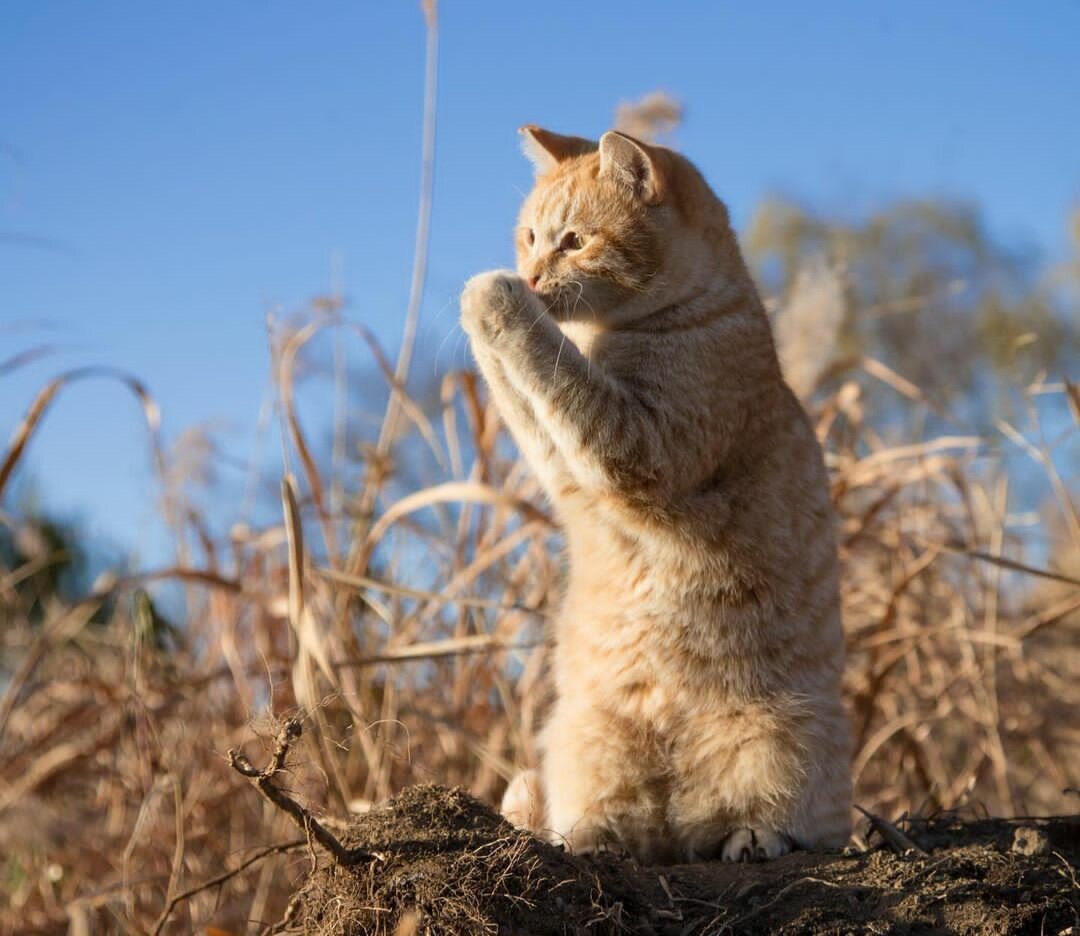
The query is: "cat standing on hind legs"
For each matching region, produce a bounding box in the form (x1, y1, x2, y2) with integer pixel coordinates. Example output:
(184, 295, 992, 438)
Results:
(461, 125, 852, 863)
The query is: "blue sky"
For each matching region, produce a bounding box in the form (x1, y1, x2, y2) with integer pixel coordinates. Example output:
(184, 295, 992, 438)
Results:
(3, 1, 1079, 562)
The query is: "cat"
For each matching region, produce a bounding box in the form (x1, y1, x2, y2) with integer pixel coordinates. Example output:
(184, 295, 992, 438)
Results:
(459, 125, 852, 863)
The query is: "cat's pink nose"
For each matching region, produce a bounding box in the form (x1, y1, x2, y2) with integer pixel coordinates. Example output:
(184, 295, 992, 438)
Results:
(528, 275, 540, 290)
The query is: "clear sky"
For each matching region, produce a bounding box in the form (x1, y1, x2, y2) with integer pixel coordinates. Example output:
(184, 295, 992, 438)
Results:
(3, 1, 1079, 562)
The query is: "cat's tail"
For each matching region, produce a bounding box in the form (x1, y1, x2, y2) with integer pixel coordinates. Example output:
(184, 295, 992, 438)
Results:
(773, 257, 845, 401)
(500, 768, 546, 831)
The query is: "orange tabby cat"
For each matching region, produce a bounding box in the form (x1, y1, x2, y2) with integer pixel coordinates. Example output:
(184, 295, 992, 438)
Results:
(460, 126, 852, 863)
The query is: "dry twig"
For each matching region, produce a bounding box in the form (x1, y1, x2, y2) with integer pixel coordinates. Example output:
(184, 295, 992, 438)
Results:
(228, 718, 381, 867)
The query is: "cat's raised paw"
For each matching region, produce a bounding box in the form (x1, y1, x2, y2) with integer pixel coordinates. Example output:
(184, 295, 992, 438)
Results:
(460, 269, 528, 340)
(720, 827, 793, 862)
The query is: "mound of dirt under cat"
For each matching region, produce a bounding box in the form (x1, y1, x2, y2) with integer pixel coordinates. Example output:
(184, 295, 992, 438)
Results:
(278, 784, 1079, 935)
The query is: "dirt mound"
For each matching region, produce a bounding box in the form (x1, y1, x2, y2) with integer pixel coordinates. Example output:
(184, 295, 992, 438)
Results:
(285, 785, 1080, 935)
(293, 785, 652, 935)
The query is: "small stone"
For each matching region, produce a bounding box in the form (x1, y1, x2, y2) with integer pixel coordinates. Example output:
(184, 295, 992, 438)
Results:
(1011, 826, 1050, 857)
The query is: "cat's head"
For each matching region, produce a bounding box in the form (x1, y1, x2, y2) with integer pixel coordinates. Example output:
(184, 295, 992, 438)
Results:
(515, 126, 740, 327)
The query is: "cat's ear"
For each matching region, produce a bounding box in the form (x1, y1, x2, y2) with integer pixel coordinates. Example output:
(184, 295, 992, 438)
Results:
(598, 131, 665, 204)
(518, 125, 597, 174)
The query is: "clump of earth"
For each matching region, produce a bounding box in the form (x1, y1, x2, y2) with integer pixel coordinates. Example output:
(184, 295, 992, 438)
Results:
(287, 785, 1079, 935)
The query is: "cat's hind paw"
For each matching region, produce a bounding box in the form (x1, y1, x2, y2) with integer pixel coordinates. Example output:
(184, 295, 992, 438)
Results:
(500, 769, 544, 831)
(720, 827, 793, 862)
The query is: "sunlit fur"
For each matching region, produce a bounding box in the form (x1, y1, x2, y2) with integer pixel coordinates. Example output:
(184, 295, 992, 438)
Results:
(461, 127, 852, 863)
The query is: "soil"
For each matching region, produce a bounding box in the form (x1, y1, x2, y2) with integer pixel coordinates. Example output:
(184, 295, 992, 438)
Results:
(288, 785, 1080, 936)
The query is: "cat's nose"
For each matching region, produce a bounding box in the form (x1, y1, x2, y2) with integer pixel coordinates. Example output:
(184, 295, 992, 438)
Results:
(528, 275, 540, 290)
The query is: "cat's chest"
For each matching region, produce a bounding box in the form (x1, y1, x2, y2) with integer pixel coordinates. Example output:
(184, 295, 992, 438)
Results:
(556, 320, 599, 358)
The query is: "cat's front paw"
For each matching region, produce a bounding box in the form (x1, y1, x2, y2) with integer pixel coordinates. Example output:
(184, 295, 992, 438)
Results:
(460, 269, 530, 342)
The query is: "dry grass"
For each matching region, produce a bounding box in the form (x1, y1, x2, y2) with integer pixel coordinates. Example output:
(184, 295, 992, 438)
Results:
(2, 264, 1076, 934)
(613, 91, 683, 144)
(2, 22, 1078, 936)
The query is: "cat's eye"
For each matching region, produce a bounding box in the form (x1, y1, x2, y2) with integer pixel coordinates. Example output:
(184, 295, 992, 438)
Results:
(524, 228, 535, 246)
(560, 231, 584, 251)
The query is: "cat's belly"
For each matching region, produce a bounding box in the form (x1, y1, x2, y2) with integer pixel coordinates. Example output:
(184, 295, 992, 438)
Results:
(555, 592, 843, 724)
(555, 607, 731, 728)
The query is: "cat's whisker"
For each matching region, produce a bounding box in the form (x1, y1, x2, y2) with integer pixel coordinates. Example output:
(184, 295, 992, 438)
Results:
(527, 307, 550, 334)
(575, 282, 599, 319)
(457, 328, 472, 369)
(568, 283, 584, 322)
(553, 333, 567, 382)
(433, 321, 461, 377)
(565, 280, 598, 381)
(426, 291, 460, 332)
